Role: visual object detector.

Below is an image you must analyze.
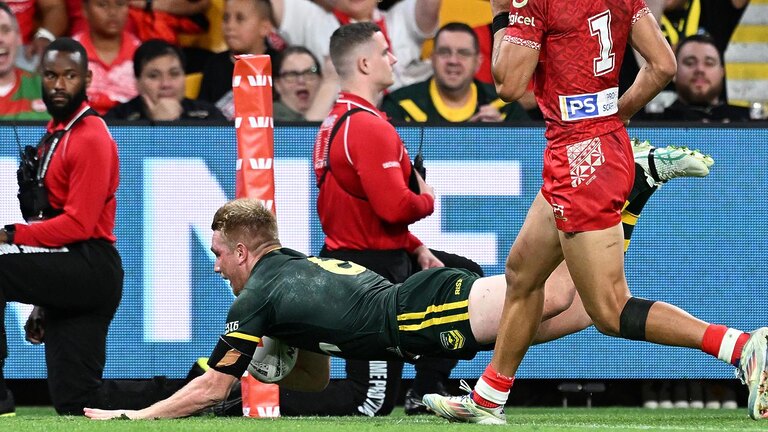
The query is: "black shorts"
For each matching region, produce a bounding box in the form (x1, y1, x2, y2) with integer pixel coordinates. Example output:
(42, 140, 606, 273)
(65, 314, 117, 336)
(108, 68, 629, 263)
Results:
(395, 267, 490, 360)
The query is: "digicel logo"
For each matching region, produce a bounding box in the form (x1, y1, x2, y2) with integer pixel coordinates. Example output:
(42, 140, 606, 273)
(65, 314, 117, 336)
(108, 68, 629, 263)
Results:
(509, 11, 536, 27)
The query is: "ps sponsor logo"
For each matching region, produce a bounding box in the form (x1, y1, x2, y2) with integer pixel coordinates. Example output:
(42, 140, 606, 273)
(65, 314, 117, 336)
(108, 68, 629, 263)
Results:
(509, 11, 536, 27)
(565, 94, 600, 119)
(559, 88, 618, 121)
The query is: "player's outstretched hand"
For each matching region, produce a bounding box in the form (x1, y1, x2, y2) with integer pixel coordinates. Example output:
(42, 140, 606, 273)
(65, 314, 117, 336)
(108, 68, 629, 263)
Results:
(84, 407, 138, 420)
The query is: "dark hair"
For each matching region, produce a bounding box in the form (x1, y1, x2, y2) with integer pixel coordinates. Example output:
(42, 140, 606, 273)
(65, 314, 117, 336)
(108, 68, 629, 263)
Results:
(675, 33, 722, 65)
(434, 22, 479, 53)
(0, 2, 19, 33)
(329, 22, 381, 78)
(43, 37, 89, 72)
(133, 39, 186, 78)
(275, 45, 321, 77)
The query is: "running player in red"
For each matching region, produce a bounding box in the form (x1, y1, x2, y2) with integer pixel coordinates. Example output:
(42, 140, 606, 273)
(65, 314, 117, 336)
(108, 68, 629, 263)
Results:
(423, 0, 768, 424)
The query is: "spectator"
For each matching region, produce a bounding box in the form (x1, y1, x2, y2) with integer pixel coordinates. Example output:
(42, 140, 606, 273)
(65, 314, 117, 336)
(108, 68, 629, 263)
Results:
(660, 34, 751, 122)
(0, 37, 122, 416)
(382, 22, 528, 123)
(73, 0, 141, 115)
(128, 0, 209, 18)
(620, 0, 749, 102)
(273, 46, 338, 121)
(5, 0, 67, 70)
(0, 2, 49, 120)
(270, 0, 440, 91)
(106, 39, 225, 121)
(198, 0, 279, 120)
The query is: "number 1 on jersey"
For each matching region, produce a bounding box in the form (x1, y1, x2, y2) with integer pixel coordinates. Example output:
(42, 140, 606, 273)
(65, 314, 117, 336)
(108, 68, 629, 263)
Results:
(589, 10, 615, 76)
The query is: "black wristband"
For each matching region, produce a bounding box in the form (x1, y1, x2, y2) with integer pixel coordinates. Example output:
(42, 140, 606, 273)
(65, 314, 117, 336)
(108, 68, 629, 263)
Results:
(492, 12, 509, 35)
(3, 224, 15, 244)
(145, 0, 153, 12)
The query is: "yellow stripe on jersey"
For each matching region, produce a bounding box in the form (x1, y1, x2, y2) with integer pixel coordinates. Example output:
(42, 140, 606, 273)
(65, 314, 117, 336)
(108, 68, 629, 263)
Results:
(399, 312, 470, 331)
(490, 98, 506, 112)
(622, 210, 639, 253)
(397, 300, 468, 321)
(226, 332, 260, 343)
(621, 210, 639, 226)
(398, 100, 428, 122)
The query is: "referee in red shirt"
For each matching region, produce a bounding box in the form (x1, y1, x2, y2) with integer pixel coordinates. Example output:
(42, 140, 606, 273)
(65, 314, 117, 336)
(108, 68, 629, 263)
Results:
(0, 38, 123, 416)
(278, 23, 483, 417)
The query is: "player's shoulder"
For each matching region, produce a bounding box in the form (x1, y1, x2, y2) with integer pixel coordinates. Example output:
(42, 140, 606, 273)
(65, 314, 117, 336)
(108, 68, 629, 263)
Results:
(344, 107, 395, 137)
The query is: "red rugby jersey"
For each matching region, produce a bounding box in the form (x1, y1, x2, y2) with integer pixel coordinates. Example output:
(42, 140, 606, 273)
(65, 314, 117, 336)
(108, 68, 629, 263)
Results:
(504, 0, 650, 147)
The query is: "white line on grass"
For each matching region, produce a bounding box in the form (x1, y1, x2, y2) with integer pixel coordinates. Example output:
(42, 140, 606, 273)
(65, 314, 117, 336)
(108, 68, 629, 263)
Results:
(510, 423, 764, 431)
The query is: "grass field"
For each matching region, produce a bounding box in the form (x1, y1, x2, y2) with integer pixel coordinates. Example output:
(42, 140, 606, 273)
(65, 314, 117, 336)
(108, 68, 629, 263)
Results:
(4, 407, 766, 432)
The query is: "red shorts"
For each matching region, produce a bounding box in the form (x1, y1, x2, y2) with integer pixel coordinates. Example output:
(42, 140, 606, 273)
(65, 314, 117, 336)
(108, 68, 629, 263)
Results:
(541, 129, 634, 232)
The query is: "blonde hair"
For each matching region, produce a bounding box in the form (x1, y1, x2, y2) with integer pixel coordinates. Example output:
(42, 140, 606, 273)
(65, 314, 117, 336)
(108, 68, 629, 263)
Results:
(211, 198, 278, 250)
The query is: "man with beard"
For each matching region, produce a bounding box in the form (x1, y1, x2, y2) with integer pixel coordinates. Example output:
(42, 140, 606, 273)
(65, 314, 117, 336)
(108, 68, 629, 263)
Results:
(382, 22, 528, 123)
(0, 37, 123, 416)
(660, 34, 751, 122)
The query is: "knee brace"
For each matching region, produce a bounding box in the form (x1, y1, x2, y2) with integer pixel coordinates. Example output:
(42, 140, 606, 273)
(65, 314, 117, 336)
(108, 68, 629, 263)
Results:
(619, 297, 656, 341)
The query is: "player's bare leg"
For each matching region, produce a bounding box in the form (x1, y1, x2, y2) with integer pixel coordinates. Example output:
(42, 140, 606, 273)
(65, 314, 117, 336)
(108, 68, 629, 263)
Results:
(491, 192, 563, 373)
(560, 223, 706, 345)
(469, 262, 581, 344)
(559, 224, 768, 418)
(534, 291, 592, 344)
(425, 193, 564, 424)
(427, 207, 765, 423)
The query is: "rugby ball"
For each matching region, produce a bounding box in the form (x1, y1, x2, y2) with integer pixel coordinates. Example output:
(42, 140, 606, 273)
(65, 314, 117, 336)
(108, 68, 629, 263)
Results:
(247, 336, 298, 383)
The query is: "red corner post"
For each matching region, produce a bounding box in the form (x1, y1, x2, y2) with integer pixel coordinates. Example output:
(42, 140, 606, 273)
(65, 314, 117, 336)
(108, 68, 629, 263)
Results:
(232, 54, 280, 418)
(232, 54, 276, 215)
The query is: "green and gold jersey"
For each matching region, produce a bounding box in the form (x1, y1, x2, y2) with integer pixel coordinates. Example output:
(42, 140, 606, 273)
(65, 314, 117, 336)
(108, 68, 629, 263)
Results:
(207, 248, 491, 377)
(0, 69, 50, 121)
(396, 266, 489, 360)
(221, 248, 402, 361)
(381, 78, 529, 123)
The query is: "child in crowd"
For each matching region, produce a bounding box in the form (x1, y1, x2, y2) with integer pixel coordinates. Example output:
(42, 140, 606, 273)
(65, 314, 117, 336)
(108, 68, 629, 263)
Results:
(73, 0, 140, 114)
(197, 0, 281, 119)
(106, 39, 225, 121)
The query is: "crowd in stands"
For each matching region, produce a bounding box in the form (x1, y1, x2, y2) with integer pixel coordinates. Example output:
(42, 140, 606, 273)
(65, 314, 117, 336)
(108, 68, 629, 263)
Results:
(0, 0, 763, 123)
